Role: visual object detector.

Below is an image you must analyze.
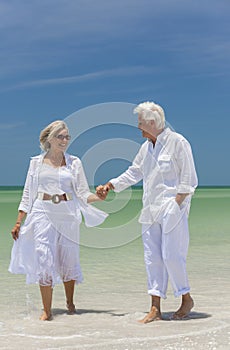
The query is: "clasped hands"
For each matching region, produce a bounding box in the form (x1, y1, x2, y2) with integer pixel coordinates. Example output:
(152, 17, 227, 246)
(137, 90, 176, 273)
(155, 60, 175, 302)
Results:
(96, 182, 114, 200)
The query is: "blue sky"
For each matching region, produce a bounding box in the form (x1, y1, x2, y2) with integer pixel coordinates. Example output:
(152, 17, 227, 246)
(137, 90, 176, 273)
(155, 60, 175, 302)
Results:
(0, 0, 229, 186)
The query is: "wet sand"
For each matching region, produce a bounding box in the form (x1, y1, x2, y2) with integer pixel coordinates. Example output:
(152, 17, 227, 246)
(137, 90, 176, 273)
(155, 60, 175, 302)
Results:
(0, 188, 230, 349)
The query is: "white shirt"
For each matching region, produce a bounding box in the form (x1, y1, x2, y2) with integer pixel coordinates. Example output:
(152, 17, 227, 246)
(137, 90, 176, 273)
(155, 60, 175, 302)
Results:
(18, 153, 108, 227)
(38, 163, 74, 195)
(110, 128, 198, 224)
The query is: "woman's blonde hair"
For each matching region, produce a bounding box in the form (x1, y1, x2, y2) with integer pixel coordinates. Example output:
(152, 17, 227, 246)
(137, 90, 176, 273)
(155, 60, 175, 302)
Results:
(40, 120, 69, 151)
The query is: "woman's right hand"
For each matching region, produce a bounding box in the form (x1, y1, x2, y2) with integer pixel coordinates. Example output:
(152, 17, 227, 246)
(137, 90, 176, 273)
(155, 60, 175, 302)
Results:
(11, 223, 21, 240)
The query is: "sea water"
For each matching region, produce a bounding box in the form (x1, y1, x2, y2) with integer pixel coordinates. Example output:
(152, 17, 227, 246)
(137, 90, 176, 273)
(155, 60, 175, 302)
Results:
(0, 187, 229, 349)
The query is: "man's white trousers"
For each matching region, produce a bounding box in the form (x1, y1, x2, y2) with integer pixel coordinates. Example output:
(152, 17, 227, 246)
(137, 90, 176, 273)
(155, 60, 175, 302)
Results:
(142, 201, 190, 299)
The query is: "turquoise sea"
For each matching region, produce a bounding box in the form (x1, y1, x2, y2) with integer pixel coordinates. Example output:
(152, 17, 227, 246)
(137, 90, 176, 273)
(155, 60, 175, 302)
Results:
(0, 187, 230, 349)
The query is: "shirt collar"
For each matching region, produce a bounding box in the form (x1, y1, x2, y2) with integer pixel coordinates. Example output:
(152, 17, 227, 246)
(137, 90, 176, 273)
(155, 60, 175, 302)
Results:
(147, 127, 169, 146)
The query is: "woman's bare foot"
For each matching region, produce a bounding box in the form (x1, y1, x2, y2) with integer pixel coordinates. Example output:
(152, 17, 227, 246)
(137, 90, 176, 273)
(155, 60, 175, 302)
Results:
(172, 294, 194, 320)
(138, 306, 162, 324)
(39, 311, 53, 321)
(67, 302, 76, 315)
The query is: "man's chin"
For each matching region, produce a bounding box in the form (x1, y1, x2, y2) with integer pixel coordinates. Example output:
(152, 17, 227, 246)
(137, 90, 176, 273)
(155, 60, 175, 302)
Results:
(142, 132, 151, 139)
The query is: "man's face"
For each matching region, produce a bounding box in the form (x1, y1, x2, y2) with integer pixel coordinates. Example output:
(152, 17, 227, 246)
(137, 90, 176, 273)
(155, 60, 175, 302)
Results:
(138, 115, 158, 141)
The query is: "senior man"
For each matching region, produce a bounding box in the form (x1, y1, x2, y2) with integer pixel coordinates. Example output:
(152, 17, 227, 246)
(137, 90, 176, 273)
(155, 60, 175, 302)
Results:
(97, 101, 198, 323)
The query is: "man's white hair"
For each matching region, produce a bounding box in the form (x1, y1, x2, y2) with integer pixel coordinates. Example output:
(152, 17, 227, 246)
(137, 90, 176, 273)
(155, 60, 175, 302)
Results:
(133, 101, 165, 130)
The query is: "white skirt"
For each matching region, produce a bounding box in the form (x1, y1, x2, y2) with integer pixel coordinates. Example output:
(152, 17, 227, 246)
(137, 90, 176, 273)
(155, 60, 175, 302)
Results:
(9, 199, 83, 287)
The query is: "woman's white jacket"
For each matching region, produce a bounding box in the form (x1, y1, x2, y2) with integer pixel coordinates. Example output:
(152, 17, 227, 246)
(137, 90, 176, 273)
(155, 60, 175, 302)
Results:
(18, 153, 108, 227)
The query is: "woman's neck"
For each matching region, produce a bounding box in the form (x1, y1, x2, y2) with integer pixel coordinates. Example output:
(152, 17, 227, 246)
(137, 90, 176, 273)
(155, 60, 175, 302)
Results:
(44, 150, 65, 167)
(47, 150, 64, 160)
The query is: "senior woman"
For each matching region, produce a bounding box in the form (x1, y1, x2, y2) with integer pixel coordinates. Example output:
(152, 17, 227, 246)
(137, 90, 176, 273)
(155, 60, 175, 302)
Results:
(9, 120, 107, 321)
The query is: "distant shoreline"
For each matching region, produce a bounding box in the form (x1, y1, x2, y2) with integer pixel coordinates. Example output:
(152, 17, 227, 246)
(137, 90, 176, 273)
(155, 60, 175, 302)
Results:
(0, 185, 230, 191)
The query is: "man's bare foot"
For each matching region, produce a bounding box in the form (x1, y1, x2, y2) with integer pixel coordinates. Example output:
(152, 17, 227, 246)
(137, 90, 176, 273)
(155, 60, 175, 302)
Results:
(39, 311, 53, 321)
(172, 295, 194, 320)
(138, 306, 162, 324)
(67, 302, 76, 315)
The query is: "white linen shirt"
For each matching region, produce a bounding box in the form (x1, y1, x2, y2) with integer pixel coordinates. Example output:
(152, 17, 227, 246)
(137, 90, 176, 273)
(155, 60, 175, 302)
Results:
(110, 128, 198, 224)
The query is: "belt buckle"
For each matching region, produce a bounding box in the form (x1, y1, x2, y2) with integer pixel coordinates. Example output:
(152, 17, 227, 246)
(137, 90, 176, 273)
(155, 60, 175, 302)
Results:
(51, 194, 61, 204)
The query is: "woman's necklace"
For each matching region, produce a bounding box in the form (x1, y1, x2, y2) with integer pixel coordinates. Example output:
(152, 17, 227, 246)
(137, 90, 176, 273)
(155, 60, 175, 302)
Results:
(45, 153, 65, 167)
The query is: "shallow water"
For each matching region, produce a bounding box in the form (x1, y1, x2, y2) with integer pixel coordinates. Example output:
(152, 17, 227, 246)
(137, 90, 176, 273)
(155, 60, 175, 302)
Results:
(0, 188, 230, 349)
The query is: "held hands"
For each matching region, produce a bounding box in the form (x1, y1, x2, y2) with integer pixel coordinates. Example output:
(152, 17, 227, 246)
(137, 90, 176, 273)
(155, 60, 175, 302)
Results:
(96, 182, 114, 200)
(11, 223, 21, 240)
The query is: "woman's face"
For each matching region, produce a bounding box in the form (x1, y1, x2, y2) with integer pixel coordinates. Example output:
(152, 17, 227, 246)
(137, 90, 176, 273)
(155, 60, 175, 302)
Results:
(49, 128, 71, 152)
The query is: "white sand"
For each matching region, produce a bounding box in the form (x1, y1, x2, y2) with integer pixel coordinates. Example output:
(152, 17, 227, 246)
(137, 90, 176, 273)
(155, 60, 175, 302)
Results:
(1, 240, 230, 350)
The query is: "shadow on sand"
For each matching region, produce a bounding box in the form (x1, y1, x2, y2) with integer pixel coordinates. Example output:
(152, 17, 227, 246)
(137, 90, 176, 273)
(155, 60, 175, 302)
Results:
(51, 308, 128, 317)
(51, 308, 211, 321)
(162, 311, 212, 321)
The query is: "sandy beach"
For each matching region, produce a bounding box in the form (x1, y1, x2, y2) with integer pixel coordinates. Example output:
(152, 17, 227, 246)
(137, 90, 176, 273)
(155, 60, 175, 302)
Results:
(0, 188, 229, 349)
